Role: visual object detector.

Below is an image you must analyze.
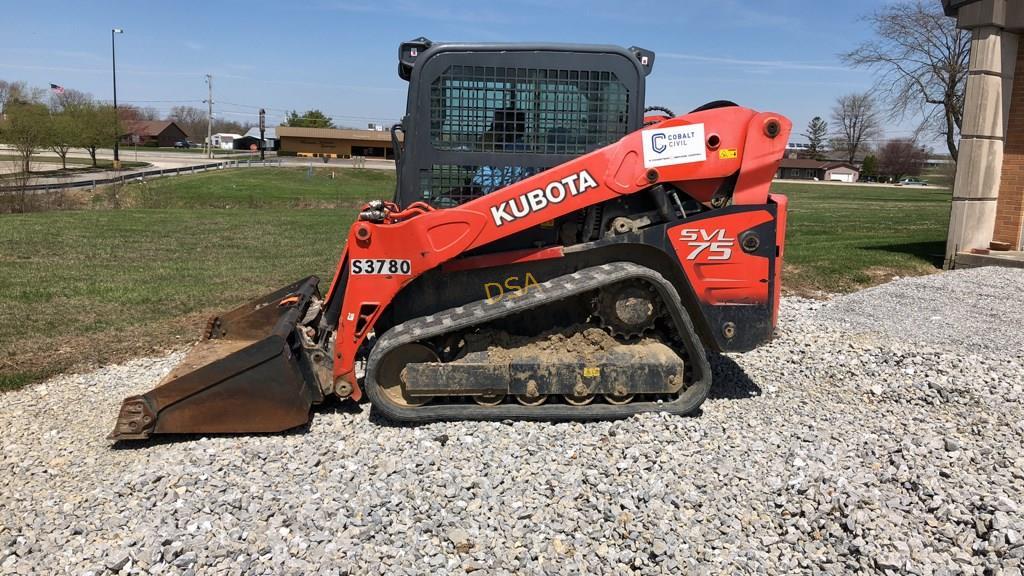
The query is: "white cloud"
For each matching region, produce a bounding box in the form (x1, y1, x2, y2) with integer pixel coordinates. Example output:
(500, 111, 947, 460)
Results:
(660, 52, 855, 73)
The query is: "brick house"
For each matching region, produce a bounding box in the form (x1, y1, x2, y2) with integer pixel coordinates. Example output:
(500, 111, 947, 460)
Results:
(120, 120, 189, 147)
(776, 159, 860, 183)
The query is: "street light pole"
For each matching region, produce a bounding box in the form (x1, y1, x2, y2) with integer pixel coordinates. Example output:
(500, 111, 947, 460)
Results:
(111, 28, 123, 170)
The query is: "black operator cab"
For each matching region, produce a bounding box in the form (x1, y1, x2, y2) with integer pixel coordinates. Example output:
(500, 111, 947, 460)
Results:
(394, 37, 655, 209)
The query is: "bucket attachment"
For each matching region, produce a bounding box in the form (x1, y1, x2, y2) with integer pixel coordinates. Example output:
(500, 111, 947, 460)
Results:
(109, 276, 326, 441)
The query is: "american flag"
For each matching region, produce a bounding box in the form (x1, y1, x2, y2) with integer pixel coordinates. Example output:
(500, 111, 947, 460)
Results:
(49, 83, 65, 95)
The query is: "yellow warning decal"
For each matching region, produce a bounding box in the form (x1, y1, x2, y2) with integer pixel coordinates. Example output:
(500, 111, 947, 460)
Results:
(719, 148, 738, 160)
(583, 367, 601, 378)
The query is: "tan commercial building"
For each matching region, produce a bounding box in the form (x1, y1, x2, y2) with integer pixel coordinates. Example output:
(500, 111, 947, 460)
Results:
(944, 0, 1024, 268)
(276, 126, 400, 159)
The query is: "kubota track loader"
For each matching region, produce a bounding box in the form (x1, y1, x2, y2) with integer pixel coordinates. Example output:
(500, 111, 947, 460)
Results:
(110, 39, 791, 440)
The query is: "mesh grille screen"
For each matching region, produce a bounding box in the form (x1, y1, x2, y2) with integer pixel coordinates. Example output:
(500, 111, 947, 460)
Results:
(419, 164, 546, 208)
(429, 66, 630, 155)
(423, 65, 631, 207)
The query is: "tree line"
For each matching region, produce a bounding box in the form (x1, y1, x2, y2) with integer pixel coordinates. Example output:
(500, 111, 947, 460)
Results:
(791, 1, 967, 183)
(797, 92, 931, 183)
(0, 81, 119, 173)
(0, 79, 266, 176)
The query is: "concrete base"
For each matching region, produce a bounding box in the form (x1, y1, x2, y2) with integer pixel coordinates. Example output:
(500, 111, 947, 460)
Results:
(946, 199, 999, 266)
(955, 250, 1024, 268)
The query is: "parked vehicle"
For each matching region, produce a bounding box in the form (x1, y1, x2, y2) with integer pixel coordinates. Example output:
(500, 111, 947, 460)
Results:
(173, 140, 193, 149)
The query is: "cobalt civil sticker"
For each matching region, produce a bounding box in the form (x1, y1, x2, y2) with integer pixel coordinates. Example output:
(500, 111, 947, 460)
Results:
(641, 123, 706, 168)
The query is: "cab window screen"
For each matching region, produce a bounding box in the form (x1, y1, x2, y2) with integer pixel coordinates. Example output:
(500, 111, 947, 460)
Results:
(429, 66, 630, 155)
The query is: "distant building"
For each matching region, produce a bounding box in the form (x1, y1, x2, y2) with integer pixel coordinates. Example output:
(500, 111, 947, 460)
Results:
(120, 120, 189, 147)
(924, 156, 955, 168)
(276, 126, 400, 159)
(776, 159, 860, 183)
(206, 133, 243, 150)
(233, 127, 278, 151)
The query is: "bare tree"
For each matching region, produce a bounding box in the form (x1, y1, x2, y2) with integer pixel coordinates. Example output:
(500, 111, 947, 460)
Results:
(117, 104, 160, 124)
(165, 106, 251, 141)
(50, 88, 91, 113)
(168, 105, 206, 140)
(841, 1, 969, 161)
(831, 93, 882, 163)
(0, 80, 43, 112)
(0, 80, 19, 112)
(877, 138, 928, 181)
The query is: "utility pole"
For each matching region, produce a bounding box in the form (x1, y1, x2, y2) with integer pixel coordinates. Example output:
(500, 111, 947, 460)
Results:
(205, 74, 213, 159)
(111, 28, 123, 169)
(259, 108, 266, 161)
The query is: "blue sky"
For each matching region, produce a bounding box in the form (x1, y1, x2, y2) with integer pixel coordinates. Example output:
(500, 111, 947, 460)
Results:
(1, 0, 922, 143)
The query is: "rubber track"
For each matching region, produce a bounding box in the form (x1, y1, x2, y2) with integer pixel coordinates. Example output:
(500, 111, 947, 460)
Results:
(364, 262, 712, 423)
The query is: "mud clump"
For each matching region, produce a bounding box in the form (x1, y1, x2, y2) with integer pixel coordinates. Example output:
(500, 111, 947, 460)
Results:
(462, 325, 658, 363)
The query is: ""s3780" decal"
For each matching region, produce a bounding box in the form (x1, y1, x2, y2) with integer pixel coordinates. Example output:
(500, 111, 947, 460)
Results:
(350, 259, 412, 275)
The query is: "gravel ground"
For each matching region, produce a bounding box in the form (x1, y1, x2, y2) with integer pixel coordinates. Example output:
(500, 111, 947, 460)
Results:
(2, 266, 1023, 575)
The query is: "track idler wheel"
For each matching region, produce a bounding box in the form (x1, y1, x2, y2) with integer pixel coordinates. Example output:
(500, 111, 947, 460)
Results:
(379, 343, 437, 407)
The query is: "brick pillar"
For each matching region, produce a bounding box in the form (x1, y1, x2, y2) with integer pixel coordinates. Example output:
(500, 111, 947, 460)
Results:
(994, 41, 1024, 249)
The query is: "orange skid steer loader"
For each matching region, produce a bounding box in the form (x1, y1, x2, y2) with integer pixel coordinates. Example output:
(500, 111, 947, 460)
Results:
(110, 38, 790, 440)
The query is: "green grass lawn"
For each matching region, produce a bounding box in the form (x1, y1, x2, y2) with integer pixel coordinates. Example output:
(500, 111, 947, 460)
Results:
(115, 165, 395, 209)
(0, 168, 951, 391)
(771, 182, 951, 293)
(0, 154, 149, 173)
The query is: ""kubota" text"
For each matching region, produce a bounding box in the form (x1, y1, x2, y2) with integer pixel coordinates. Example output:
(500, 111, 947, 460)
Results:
(490, 170, 598, 227)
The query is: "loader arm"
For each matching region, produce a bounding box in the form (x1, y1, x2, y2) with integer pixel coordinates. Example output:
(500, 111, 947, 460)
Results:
(328, 106, 790, 398)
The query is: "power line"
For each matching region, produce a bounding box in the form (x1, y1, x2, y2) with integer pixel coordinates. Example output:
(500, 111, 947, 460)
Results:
(218, 101, 400, 123)
(120, 99, 203, 104)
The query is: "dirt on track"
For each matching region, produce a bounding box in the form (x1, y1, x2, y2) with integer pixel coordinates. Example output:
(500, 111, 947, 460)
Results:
(461, 325, 662, 364)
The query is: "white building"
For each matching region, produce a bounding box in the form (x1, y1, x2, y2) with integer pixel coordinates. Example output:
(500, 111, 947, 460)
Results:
(206, 133, 243, 150)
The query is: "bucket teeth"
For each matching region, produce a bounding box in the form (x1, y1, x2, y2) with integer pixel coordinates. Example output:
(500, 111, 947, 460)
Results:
(108, 397, 157, 440)
(203, 317, 224, 340)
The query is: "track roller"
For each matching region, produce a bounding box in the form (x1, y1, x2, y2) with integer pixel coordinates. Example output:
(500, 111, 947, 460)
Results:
(564, 394, 594, 406)
(474, 394, 505, 407)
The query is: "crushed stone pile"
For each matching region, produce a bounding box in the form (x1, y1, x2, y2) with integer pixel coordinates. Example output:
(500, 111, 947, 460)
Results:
(1, 266, 1022, 575)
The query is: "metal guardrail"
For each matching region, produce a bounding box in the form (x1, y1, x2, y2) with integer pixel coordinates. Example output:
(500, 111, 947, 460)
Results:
(0, 158, 285, 194)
